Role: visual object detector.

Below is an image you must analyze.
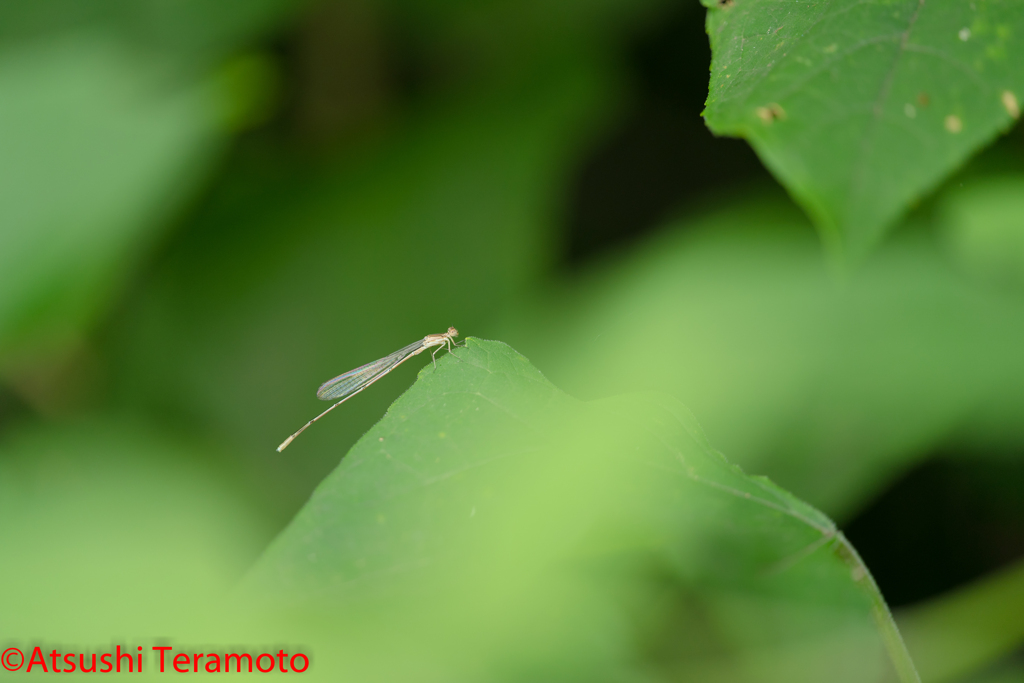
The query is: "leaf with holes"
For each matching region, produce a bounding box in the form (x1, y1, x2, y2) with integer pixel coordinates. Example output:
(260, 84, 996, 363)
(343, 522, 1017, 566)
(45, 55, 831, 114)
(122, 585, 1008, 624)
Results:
(245, 338, 919, 682)
(702, 0, 1023, 257)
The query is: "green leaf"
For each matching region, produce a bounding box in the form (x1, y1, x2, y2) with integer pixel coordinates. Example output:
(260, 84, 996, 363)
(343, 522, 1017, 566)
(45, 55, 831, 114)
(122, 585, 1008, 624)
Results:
(0, 34, 224, 368)
(245, 338, 919, 682)
(940, 175, 1024, 288)
(0, 420, 268, 638)
(898, 557, 1024, 683)
(0, 0, 297, 67)
(102, 54, 613, 520)
(495, 187, 1024, 519)
(703, 0, 1024, 257)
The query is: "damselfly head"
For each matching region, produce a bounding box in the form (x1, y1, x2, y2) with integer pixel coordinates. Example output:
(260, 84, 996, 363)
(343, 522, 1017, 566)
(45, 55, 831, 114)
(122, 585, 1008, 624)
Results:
(447, 327, 459, 338)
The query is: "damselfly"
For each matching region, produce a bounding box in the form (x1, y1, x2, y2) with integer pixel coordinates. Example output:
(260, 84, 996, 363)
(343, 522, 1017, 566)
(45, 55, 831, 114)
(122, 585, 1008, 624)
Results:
(276, 327, 460, 451)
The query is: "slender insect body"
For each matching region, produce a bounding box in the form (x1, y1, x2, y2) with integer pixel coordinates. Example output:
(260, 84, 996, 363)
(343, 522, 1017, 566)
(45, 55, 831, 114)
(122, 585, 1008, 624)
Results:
(277, 327, 460, 452)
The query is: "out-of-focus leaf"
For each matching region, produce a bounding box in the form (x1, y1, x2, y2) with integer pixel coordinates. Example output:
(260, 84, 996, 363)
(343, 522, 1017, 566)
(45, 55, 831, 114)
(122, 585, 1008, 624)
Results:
(702, 0, 1024, 257)
(958, 664, 1024, 683)
(0, 34, 224, 370)
(0, 420, 269, 639)
(386, 0, 668, 57)
(898, 557, 1024, 683)
(497, 186, 1024, 518)
(0, 0, 299, 67)
(941, 175, 1024, 288)
(245, 338, 918, 683)
(103, 55, 614, 519)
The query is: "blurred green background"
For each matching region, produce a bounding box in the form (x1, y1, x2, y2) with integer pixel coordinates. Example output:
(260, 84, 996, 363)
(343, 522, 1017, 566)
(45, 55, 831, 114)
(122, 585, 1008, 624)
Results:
(2, 0, 1024, 680)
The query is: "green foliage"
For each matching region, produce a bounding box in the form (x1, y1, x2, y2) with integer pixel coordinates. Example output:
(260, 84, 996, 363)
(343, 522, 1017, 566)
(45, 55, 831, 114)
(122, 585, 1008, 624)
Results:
(498, 187, 1024, 519)
(1, 0, 1023, 681)
(900, 557, 1024, 683)
(103, 52, 613, 516)
(246, 339, 917, 682)
(0, 0, 297, 66)
(0, 34, 223, 366)
(0, 421, 267, 639)
(703, 0, 1024, 258)
(940, 175, 1024, 287)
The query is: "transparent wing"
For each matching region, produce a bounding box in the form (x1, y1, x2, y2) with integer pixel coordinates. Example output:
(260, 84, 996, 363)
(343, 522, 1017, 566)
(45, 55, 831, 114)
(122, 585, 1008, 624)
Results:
(316, 339, 426, 400)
